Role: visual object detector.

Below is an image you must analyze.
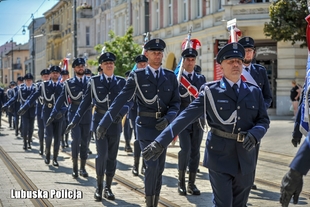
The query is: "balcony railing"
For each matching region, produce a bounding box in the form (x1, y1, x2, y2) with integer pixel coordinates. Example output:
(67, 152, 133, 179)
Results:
(13, 63, 22, 70)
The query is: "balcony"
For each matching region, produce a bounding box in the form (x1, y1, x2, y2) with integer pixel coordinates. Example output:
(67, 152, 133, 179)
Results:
(77, 9, 93, 18)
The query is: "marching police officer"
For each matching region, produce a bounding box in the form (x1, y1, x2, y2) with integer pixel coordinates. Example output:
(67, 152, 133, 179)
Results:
(142, 42, 270, 207)
(60, 69, 70, 148)
(11, 77, 24, 137)
(18, 66, 64, 166)
(96, 39, 180, 206)
(36, 69, 51, 155)
(0, 85, 5, 128)
(280, 137, 309, 207)
(47, 58, 91, 178)
(176, 48, 206, 196)
(65, 52, 131, 201)
(238, 36, 273, 190)
(6, 81, 16, 128)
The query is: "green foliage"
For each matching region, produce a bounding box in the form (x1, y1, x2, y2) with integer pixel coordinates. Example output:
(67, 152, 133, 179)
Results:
(264, 0, 308, 47)
(90, 26, 142, 76)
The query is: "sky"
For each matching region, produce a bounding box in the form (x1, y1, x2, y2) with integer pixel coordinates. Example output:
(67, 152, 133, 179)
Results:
(0, 0, 59, 46)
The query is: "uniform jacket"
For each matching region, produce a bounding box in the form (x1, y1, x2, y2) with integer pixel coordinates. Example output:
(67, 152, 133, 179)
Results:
(290, 137, 310, 175)
(179, 72, 206, 130)
(155, 78, 269, 176)
(4, 84, 37, 118)
(98, 67, 180, 133)
(51, 76, 91, 124)
(249, 63, 272, 108)
(71, 74, 130, 135)
(20, 80, 64, 121)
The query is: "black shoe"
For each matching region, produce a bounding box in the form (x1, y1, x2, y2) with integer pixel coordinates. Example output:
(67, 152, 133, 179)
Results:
(103, 188, 115, 200)
(141, 166, 146, 175)
(125, 145, 133, 152)
(39, 150, 43, 155)
(251, 184, 257, 190)
(94, 187, 103, 201)
(88, 148, 92, 154)
(65, 142, 69, 148)
(53, 159, 59, 166)
(28, 143, 31, 149)
(79, 169, 89, 178)
(132, 165, 139, 176)
(72, 171, 78, 178)
(23, 145, 26, 150)
(44, 158, 50, 164)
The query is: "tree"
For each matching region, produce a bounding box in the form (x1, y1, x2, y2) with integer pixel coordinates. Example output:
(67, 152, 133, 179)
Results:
(88, 26, 142, 76)
(264, 0, 308, 47)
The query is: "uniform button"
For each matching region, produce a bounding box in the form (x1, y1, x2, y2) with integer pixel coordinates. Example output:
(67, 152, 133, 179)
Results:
(237, 106, 240, 109)
(220, 107, 223, 110)
(210, 146, 213, 149)
(157, 90, 159, 92)
(238, 128, 241, 131)
(252, 106, 255, 108)
(146, 90, 147, 92)
(238, 117, 240, 120)
(139, 122, 141, 124)
(109, 92, 111, 94)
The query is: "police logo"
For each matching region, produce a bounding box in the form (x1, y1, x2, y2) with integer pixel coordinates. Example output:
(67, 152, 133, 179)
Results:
(245, 37, 249, 42)
(232, 43, 238, 49)
(106, 52, 110, 57)
(155, 39, 159, 44)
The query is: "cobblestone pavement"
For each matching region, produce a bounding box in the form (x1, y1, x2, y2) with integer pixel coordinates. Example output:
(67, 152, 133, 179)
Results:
(0, 115, 309, 206)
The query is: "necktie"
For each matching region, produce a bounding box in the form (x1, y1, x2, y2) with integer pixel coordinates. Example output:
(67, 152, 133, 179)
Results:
(233, 84, 239, 98)
(54, 82, 57, 88)
(155, 70, 159, 81)
(80, 78, 83, 84)
(188, 74, 192, 82)
(107, 77, 111, 87)
(245, 67, 249, 72)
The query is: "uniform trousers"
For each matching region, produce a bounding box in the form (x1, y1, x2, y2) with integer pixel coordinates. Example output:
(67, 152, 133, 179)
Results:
(21, 115, 35, 139)
(95, 132, 121, 177)
(123, 117, 133, 143)
(36, 106, 44, 145)
(209, 169, 254, 207)
(13, 112, 20, 136)
(43, 116, 63, 154)
(178, 122, 203, 172)
(71, 123, 90, 159)
(137, 125, 167, 196)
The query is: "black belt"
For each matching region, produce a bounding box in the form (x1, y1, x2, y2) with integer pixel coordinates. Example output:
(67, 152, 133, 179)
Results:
(210, 128, 244, 142)
(138, 111, 163, 119)
(71, 100, 81, 106)
(95, 107, 106, 115)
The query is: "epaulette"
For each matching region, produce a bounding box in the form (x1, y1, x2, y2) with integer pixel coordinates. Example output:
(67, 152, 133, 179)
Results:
(252, 63, 266, 70)
(134, 68, 146, 73)
(115, 75, 125, 81)
(162, 68, 174, 74)
(206, 80, 219, 86)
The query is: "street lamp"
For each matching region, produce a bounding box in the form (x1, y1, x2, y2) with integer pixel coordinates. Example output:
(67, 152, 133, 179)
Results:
(31, 14, 35, 77)
(10, 39, 13, 82)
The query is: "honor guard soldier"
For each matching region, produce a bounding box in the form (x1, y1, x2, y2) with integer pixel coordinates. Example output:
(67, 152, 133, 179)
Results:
(84, 68, 92, 77)
(36, 69, 51, 155)
(65, 52, 131, 201)
(280, 138, 309, 207)
(97, 66, 102, 75)
(238, 36, 272, 190)
(10, 77, 24, 137)
(6, 81, 17, 128)
(0, 85, 5, 128)
(47, 58, 91, 178)
(176, 48, 206, 196)
(60, 70, 70, 148)
(142, 42, 270, 207)
(96, 39, 180, 206)
(18, 66, 64, 166)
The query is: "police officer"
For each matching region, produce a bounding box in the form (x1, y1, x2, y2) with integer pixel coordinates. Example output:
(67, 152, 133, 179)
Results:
(12, 77, 24, 137)
(84, 68, 92, 77)
(238, 36, 273, 190)
(176, 48, 206, 196)
(36, 69, 51, 155)
(47, 58, 91, 178)
(98, 66, 102, 75)
(0, 85, 5, 128)
(142, 42, 270, 207)
(280, 137, 309, 207)
(65, 52, 131, 201)
(2, 74, 37, 149)
(96, 39, 180, 206)
(194, 65, 202, 75)
(6, 81, 16, 128)
(18, 66, 64, 166)
(60, 70, 70, 148)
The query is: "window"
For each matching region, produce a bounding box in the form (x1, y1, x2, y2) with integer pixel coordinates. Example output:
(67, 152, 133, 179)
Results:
(156, 2, 159, 29)
(17, 57, 20, 64)
(168, 0, 173, 25)
(183, 0, 188, 21)
(86, 26, 90, 46)
(196, 0, 202, 17)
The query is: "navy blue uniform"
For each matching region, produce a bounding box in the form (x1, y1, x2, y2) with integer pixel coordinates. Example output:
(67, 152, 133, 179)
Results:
(9, 86, 21, 136)
(71, 74, 130, 178)
(51, 76, 91, 164)
(290, 137, 310, 175)
(35, 82, 45, 155)
(98, 67, 180, 197)
(0, 87, 5, 127)
(178, 72, 206, 173)
(20, 80, 64, 164)
(246, 63, 272, 109)
(6, 87, 15, 128)
(153, 78, 269, 206)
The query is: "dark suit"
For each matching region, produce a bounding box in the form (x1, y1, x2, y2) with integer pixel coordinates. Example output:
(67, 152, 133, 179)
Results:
(6, 88, 14, 128)
(178, 72, 206, 173)
(71, 74, 130, 177)
(51, 76, 91, 160)
(35, 82, 45, 154)
(98, 67, 180, 197)
(0, 87, 5, 127)
(154, 78, 269, 206)
(20, 81, 64, 162)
